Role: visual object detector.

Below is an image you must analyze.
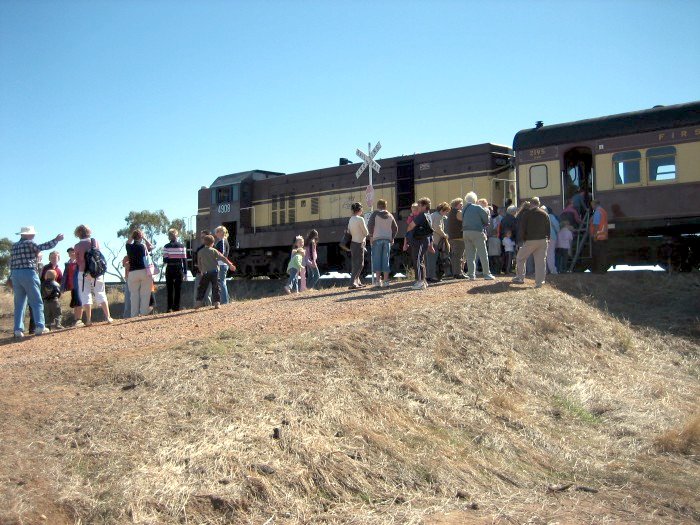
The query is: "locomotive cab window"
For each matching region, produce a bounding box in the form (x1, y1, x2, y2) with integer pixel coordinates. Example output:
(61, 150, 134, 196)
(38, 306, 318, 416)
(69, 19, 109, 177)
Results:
(529, 164, 548, 190)
(613, 151, 641, 185)
(213, 184, 239, 204)
(647, 146, 676, 182)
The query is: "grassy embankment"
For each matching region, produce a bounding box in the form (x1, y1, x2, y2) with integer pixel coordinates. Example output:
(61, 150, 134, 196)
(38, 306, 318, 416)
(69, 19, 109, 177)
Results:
(1, 274, 699, 524)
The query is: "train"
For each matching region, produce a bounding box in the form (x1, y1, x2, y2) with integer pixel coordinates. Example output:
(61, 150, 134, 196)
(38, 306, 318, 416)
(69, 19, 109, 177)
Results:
(195, 101, 700, 275)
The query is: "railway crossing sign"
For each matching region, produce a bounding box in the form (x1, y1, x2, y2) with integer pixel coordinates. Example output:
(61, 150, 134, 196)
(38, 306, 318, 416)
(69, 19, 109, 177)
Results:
(355, 141, 381, 210)
(365, 184, 375, 207)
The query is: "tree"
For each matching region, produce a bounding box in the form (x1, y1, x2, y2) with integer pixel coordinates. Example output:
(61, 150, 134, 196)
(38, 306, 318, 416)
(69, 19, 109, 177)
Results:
(117, 210, 171, 246)
(102, 242, 127, 283)
(168, 218, 194, 242)
(0, 237, 12, 282)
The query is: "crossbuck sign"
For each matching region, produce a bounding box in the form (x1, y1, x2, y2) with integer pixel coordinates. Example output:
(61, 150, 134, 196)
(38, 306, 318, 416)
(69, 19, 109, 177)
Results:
(355, 141, 381, 209)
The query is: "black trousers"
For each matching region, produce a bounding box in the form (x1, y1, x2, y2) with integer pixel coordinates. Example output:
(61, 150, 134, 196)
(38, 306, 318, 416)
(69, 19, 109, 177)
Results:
(165, 267, 183, 311)
(592, 240, 608, 273)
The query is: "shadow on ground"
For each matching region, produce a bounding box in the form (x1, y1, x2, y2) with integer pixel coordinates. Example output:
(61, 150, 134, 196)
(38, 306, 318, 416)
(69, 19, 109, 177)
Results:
(547, 272, 700, 339)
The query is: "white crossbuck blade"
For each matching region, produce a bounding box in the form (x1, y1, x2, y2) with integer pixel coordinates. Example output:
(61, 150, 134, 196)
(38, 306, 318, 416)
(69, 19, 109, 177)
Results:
(355, 161, 368, 179)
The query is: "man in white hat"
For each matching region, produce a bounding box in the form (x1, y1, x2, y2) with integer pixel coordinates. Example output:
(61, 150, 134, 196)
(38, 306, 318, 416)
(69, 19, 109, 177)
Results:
(10, 226, 64, 338)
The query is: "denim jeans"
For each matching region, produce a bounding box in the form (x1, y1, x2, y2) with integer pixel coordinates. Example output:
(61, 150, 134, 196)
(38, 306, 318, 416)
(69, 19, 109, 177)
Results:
(10, 268, 45, 333)
(306, 266, 320, 289)
(218, 264, 229, 304)
(123, 281, 131, 319)
(287, 268, 300, 292)
(371, 239, 391, 274)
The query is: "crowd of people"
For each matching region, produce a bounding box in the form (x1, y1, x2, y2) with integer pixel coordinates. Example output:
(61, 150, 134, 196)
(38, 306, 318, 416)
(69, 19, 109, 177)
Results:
(7, 193, 608, 338)
(322, 192, 606, 293)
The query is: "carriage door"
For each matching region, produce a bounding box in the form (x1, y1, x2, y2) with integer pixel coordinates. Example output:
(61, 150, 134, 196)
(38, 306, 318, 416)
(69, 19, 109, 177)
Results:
(562, 147, 593, 208)
(396, 160, 415, 220)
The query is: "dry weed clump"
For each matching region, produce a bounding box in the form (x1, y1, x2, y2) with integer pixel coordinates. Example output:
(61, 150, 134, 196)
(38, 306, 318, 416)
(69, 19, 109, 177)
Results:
(654, 414, 700, 455)
(10, 283, 698, 524)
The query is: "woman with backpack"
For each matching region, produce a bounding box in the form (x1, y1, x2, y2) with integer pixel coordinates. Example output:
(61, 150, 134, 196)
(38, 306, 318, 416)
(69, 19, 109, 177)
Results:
(406, 197, 434, 290)
(73, 224, 113, 326)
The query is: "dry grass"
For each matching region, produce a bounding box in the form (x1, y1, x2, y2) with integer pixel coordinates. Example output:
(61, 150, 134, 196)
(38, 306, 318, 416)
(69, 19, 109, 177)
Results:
(23, 296, 699, 522)
(1, 275, 699, 524)
(654, 414, 700, 455)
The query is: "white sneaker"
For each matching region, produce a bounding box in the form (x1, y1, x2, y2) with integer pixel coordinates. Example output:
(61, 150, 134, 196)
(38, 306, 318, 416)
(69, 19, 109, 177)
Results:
(106, 317, 114, 324)
(14, 330, 24, 339)
(411, 281, 424, 290)
(74, 320, 84, 328)
(35, 327, 50, 336)
(484, 274, 496, 280)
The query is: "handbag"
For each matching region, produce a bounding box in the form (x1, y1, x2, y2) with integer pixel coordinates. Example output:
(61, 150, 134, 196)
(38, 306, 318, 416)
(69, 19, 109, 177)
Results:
(142, 247, 159, 277)
(339, 230, 352, 252)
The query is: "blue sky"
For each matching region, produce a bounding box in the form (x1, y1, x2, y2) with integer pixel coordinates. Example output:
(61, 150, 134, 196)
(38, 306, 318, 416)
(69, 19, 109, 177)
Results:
(2, 0, 699, 259)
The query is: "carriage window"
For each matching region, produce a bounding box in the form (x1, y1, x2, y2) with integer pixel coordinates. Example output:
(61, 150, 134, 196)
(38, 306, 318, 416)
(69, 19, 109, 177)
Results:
(613, 151, 641, 185)
(529, 164, 547, 189)
(647, 146, 676, 182)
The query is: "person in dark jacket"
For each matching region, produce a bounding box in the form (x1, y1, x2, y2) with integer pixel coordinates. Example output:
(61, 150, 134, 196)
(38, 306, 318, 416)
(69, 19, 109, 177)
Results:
(163, 228, 188, 312)
(446, 198, 466, 278)
(406, 197, 433, 290)
(512, 197, 551, 288)
(125, 229, 154, 317)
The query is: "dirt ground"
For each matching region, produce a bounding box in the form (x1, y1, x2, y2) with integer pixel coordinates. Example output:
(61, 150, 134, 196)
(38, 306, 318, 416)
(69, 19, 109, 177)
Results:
(0, 273, 698, 524)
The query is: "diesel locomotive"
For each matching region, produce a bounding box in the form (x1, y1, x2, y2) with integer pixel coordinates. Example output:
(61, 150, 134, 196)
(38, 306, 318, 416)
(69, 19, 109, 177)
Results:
(196, 143, 515, 276)
(195, 101, 700, 275)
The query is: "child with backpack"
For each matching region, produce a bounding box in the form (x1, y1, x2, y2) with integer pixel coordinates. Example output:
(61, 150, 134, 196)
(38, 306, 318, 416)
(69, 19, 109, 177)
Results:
(41, 269, 63, 329)
(73, 224, 112, 326)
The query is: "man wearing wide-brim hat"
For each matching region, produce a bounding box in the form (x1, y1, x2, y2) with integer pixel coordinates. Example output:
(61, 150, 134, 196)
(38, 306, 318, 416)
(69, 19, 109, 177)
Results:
(10, 226, 64, 338)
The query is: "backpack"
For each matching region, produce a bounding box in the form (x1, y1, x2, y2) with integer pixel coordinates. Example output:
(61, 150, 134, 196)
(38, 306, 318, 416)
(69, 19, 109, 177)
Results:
(84, 238, 107, 279)
(412, 213, 434, 240)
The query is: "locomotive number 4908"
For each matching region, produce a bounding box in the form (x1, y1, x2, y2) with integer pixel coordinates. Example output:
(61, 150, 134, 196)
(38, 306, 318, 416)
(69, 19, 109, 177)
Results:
(217, 203, 231, 214)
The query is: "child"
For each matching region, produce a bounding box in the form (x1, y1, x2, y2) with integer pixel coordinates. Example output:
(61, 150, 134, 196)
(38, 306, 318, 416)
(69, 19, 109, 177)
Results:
(403, 203, 419, 251)
(196, 235, 236, 309)
(285, 247, 305, 293)
(41, 251, 63, 283)
(487, 221, 502, 274)
(556, 221, 574, 273)
(42, 269, 63, 329)
(502, 230, 515, 274)
(61, 247, 82, 323)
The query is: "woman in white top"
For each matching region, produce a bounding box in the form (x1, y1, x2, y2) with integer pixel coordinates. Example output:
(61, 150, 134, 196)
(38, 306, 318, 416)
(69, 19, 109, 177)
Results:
(347, 202, 369, 289)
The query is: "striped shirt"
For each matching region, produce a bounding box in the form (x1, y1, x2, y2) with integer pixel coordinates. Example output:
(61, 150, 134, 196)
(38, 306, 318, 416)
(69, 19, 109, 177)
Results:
(10, 238, 59, 270)
(163, 241, 188, 273)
